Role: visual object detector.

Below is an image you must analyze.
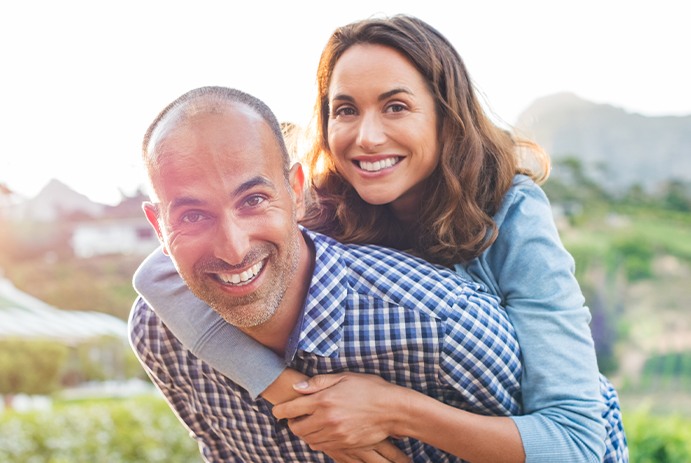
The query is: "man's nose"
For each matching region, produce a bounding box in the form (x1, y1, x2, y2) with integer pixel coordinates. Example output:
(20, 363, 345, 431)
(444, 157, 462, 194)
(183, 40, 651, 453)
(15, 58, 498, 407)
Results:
(356, 112, 386, 152)
(213, 214, 250, 265)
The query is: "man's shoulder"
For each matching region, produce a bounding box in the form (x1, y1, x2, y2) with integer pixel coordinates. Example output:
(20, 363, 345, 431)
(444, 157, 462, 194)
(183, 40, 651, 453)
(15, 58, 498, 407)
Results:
(128, 296, 170, 354)
(307, 229, 487, 311)
(129, 296, 156, 329)
(309, 228, 458, 279)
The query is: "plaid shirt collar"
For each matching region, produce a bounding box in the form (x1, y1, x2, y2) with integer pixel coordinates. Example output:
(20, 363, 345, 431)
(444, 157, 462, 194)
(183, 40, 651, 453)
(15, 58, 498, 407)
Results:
(288, 228, 348, 359)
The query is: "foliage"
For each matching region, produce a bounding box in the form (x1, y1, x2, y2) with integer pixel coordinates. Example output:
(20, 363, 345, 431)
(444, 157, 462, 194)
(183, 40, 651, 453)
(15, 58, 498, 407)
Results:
(0, 339, 69, 395)
(606, 236, 654, 281)
(639, 351, 691, 392)
(544, 156, 611, 205)
(2, 394, 691, 463)
(618, 212, 691, 263)
(0, 395, 202, 462)
(548, 163, 691, 390)
(71, 336, 147, 383)
(1, 250, 141, 321)
(0, 338, 145, 396)
(656, 179, 691, 212)
(624, 408, 691, 462)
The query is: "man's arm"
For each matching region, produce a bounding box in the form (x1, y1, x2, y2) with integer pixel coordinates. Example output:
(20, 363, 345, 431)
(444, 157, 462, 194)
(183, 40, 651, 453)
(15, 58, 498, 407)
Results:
(128, 298, 242, 462)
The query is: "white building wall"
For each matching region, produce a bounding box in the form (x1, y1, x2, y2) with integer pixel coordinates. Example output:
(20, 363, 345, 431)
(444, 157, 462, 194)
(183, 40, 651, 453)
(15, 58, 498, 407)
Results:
(71, 220, 158, 258)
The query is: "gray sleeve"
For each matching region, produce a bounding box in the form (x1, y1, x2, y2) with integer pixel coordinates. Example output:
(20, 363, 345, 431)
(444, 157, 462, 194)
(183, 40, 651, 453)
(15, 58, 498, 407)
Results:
(132, 247, 285, 398)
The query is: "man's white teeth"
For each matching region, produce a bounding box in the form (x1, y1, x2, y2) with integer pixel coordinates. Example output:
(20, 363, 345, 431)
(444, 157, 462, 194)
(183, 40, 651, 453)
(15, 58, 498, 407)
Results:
(358, 157, 398, 172)
(218, 261, 263, 285)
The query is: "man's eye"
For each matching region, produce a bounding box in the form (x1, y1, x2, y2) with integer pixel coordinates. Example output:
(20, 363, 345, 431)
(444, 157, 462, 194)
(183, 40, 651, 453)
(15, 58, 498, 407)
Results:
(244, 195, 266, 208)
(181, 212, 206, 224)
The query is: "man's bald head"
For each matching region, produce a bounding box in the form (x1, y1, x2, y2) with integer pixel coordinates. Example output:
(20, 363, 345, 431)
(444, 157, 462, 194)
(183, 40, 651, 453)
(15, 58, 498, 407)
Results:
(142, 86, 291, 180)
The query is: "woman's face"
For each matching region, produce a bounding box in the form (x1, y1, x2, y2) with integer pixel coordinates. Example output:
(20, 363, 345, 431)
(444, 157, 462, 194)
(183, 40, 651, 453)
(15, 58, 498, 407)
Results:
(326, 43, 439, 220)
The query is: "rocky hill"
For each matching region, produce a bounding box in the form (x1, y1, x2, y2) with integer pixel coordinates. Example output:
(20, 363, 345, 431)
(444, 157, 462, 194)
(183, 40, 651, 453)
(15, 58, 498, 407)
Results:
(515, 92, 691, 193)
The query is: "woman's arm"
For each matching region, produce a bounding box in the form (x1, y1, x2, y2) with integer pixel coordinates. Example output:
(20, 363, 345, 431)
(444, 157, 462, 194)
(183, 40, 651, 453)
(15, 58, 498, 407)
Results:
(472, 178, 610, 461)
(272, 372, 525, 463)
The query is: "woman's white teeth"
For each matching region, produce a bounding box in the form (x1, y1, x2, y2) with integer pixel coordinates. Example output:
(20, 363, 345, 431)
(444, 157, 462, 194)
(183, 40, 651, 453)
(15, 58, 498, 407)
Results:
(219, 261, 263, 285)
(358, 157, 398, 172)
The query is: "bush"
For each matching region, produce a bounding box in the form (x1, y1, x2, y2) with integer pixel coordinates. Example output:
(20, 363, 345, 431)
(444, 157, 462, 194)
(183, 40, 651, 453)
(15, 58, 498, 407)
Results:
(72, 336, 147, 383)
(624, 408, 691, 462)
(0, 395, 201, 462)
(607, 236, 654, 281)
(0, 339, 70, 396)
(640, 351, 691, 392)
(0, 337, 145, 397)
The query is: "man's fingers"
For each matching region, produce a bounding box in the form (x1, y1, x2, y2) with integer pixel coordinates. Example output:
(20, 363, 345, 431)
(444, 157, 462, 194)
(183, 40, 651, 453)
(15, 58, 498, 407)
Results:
(327, 448, 397, 463)
(372, 440, 411, 463)
(272, 396, 315, 420)
(325, 440, 410, 463)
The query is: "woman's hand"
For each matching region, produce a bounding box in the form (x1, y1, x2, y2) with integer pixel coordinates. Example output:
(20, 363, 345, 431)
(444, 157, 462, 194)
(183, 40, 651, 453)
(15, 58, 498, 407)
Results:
(272, 372, 405, 452)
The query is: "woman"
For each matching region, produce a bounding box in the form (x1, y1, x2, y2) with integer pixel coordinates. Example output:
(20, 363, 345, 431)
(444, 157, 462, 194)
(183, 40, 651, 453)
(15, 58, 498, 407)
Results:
(134, 15, 627, 463)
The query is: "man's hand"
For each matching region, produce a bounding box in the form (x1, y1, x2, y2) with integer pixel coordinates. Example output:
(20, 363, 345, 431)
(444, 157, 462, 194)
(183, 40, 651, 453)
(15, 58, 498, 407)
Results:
(324, 440, 411, 463)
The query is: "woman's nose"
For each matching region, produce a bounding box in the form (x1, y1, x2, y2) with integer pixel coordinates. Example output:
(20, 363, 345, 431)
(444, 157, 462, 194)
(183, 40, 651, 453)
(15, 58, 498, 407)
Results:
(356, 112, 386, 152)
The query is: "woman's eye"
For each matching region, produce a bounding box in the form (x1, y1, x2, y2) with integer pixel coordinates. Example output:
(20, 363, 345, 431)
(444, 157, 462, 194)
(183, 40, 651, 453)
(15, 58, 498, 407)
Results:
(386, 103, 407, 113)
(333, 106, 357, 117)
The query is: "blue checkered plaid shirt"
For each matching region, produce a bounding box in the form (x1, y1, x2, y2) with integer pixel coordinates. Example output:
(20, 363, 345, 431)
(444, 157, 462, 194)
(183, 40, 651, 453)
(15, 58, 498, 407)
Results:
(130, 229, 522, 462)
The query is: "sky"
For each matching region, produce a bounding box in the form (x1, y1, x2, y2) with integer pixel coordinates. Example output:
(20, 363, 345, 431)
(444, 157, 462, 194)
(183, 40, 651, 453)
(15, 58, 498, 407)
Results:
(2, 0, 689, 205)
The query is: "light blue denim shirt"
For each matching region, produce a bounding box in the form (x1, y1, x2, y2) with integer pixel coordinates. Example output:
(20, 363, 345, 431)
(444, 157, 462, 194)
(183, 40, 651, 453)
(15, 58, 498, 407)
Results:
(455, 175, 616, 462)
(133, 175, 625, 462)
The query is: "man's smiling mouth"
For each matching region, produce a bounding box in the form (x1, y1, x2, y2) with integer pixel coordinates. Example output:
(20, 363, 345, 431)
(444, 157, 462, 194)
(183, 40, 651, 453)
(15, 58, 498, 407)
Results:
(215, 260, 264, 285)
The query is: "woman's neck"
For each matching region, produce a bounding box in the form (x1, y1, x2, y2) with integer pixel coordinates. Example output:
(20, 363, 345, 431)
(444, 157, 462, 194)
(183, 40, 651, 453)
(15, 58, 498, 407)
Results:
(389, 187, 423, 225)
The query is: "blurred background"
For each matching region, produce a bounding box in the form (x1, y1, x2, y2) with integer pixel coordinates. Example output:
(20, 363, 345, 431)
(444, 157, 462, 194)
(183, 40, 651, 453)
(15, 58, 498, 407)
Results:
(1, 1, 690, 461)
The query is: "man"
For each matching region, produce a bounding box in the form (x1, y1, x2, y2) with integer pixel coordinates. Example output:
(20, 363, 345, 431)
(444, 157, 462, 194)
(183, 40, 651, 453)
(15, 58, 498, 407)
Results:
(130, 86, 522, 462)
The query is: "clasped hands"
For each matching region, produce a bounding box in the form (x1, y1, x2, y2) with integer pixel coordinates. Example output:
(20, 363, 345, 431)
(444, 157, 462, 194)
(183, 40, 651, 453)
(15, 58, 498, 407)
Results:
(272, 372, 411, 463)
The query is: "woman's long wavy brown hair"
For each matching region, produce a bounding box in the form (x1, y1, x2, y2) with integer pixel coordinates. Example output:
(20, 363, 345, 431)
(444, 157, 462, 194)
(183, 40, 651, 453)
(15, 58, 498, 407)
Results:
(300, 15, 550, 267)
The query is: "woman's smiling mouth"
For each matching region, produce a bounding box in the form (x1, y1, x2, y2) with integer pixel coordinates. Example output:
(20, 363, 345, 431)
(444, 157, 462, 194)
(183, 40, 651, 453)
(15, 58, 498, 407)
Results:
(356, 156, 401, 172)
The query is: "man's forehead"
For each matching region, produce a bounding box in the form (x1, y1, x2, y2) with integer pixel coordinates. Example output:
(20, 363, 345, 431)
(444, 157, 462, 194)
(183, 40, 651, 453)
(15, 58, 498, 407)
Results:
(148, 99, 263, 156)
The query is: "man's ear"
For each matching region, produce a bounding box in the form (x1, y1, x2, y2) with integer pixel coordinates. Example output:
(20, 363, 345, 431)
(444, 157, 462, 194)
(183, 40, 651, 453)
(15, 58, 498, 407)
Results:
(289, 163, 306, 220)
(143, 201, 169, 255)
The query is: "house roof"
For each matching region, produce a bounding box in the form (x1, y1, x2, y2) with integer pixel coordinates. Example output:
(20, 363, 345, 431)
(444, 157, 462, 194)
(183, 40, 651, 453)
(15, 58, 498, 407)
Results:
(0, 278, 128, 343)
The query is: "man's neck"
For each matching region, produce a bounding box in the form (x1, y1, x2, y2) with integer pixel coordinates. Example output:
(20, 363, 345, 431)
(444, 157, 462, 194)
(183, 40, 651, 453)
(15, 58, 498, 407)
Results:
(239, 232, 315, 357)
